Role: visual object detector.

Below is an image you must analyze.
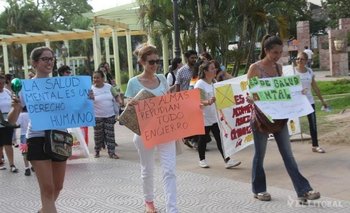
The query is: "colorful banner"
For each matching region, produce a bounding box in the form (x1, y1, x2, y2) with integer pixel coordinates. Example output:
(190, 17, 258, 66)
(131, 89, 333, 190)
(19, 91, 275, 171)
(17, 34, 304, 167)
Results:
(135, 89, 205, 149)
(21, 76, 95, 130)
(214, 75, 254, 157)
(248, 75, 313, 119)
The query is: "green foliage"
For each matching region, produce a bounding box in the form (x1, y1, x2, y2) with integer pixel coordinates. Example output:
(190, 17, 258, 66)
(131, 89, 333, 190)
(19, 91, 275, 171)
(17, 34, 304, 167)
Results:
(322, 0, 350, 28)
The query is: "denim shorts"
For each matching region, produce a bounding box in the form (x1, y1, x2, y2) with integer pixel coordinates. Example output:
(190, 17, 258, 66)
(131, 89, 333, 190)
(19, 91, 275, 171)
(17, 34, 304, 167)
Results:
(27, 137, 66, 162)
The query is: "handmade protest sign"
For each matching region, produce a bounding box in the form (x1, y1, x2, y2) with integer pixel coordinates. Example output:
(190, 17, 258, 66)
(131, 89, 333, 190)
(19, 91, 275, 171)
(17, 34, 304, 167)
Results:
(248, 75, 313, 119)
(21, 76, 95, 130)
(214, 75, 254, 157)
(135, 89, 204, 149)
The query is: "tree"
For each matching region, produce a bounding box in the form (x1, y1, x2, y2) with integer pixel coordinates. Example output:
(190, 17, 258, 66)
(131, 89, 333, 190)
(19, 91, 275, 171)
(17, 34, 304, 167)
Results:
(39, 0, 93, 29)
(322, 0, 350, 28)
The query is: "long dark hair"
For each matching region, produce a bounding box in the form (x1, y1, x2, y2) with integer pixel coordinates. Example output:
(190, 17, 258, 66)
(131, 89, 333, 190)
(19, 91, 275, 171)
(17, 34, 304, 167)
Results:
(259, 35, 283, 59)
(171, 57, 182, 72)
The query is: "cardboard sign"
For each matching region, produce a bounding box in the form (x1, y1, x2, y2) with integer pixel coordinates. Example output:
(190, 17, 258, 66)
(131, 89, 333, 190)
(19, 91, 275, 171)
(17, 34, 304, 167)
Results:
(21, 76, 95, 130)
(135, 89, 204, 148)
(249, 75, 313, 119)
(214, 75, 254, 157)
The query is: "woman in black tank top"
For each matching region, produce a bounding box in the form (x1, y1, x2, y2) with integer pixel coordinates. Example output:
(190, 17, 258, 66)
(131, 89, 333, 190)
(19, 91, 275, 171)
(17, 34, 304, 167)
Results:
(247, 35, 321, 203)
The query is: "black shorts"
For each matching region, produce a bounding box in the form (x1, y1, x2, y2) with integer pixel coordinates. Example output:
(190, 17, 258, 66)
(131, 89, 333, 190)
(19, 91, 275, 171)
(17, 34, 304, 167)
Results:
(0, 127, 14, 146)
(27, 137, 66, 162)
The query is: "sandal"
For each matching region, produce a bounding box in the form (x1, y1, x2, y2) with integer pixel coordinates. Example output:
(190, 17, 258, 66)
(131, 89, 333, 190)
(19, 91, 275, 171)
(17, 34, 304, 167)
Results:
(254, 192, 271, 201)
(109, 153, 119, 159)
(94, 151, 100, 158)
(312, 146, 325, 153)
(145, 201, 157, 213)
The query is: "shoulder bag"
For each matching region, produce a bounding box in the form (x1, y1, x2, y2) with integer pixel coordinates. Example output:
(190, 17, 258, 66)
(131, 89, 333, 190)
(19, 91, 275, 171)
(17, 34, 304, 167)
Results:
(44, 130, 73, 160)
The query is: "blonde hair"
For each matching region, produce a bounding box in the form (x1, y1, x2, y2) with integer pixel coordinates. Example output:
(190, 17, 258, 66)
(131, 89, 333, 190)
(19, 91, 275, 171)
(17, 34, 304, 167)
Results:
(133, 43, 158, 62)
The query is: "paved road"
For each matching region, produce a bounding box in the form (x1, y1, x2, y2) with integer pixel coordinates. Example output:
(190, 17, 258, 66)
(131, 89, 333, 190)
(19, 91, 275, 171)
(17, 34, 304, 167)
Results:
(1, 124, 350, 212)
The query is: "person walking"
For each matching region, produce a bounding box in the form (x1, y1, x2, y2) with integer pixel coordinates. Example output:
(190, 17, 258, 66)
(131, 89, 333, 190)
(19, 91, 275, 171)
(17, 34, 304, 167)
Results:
(247, 35, 320, 202)
(91, 70, 119, 159)
(0, 74, 18, 173)
(7, 46, 69, 212)
(16, 106, 34, 176)
(194, 61, 241, 169)
(125, 43, 178, 213)
(293, 51, 326, 153)
(303, 46, 313, 68)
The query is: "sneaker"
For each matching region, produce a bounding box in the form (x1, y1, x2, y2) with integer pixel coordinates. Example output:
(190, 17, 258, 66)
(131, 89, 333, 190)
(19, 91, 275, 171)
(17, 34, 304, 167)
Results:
(225, 159, 241, 169)
(94, 151, 100, 158)
(183, 139, 193, 149)
(0, 163, 6, 170)
(24, 168, 31, 176)
(199, 159, 209, 168)
(10, 165, 18, 173)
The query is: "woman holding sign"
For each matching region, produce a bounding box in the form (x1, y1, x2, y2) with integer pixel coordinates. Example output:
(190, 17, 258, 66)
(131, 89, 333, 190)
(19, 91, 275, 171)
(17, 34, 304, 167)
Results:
(7, 47, 69, 213)
(247, 35, 320, 203)
(294, 52, 326, 153)
(125, 43, 178, 213)
(194, 61, 241, 169)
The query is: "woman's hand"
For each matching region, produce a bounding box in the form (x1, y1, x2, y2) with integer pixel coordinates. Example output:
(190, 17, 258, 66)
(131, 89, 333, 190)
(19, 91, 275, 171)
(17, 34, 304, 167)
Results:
(11, 95, 22, 111)
(246, 95, 254, 104)
(88, 90, 95, 100)
(301, 88, 308, 95)
(127, 99, 138, 106)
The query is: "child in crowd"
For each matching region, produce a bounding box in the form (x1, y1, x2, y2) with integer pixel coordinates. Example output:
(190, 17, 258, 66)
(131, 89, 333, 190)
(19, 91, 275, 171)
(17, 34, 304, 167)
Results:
(17, 106, 33, 176)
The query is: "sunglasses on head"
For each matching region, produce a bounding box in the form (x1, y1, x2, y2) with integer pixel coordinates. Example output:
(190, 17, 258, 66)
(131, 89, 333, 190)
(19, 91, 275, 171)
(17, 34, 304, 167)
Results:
(147, 59, 160, 65)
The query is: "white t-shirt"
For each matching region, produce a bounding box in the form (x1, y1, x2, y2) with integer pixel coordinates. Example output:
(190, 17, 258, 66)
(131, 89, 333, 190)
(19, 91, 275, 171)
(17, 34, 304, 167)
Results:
(194, 79, 218, 126)
(294, 67, 315, 104)
(17, 112, 29, 135)
(91, 83, 115, 118)
(303, 49, 313, 60)
(0, 88, 12, 113)
(0, 88, 12, 128)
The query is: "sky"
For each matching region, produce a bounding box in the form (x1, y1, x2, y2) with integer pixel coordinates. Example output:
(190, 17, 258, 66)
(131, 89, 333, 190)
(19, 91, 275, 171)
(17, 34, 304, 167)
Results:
(0, 0, 135, 13)
(0, 0, 322, 13)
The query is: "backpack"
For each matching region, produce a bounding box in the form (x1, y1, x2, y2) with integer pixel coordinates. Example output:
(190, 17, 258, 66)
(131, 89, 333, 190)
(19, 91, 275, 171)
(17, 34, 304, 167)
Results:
(165, 71, 176, 86)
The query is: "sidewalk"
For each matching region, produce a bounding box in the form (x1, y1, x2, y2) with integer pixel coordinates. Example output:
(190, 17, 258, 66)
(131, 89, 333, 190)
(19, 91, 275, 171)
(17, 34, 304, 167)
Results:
(0, 124, 350, 212)
(313, 70, 350, 81)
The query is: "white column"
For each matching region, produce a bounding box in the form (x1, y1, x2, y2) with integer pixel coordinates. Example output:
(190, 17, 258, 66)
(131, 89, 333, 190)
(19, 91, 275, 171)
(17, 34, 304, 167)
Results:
(172, 31, 176, 58)
(72, 60, 76, 75)
(112, 28, 121, 88)
(22, 44, 29, 79)
(92, 25, 102, 70)
(161, 34, 169, 74)
(147, 26, 155, 45)
(45, 39, 50, 48)
(2, 42, 9, 74)
(126, 30, 133, 79)
(104, 37, 111, 66)
(64, 40, 70, 67)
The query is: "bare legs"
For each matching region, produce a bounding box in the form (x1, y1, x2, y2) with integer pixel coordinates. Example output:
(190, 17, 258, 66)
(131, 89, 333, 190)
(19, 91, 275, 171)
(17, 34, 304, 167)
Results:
(31, 160, 67, 213)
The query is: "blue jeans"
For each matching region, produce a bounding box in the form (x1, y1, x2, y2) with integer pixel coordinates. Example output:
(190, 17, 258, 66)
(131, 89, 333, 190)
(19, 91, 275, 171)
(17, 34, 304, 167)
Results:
(307, 104, 319, 147)
(252, 124, 313, 197)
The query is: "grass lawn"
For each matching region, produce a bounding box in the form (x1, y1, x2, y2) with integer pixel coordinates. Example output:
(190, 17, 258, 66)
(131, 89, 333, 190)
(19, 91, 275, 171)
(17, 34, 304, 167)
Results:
(300, 79, 350, 135)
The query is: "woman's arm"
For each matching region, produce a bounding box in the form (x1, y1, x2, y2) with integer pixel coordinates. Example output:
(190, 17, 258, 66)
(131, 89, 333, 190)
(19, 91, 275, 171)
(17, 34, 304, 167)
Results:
(246, 63, 260, 104)
(311, 77, 327, 107)
(7, 96, 22, 125)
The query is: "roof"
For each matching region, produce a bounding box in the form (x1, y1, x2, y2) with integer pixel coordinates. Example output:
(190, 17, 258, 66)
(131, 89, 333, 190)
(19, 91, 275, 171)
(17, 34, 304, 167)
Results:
(0, 2, 145, 45)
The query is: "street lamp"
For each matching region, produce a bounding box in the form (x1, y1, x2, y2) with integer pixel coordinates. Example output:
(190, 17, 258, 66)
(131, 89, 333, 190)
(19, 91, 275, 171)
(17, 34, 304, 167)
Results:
(173, 0, 180, 58)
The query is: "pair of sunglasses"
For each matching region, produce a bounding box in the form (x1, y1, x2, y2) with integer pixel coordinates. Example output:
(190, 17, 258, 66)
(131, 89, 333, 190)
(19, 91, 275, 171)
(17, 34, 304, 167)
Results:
(148, 59, 160, 65)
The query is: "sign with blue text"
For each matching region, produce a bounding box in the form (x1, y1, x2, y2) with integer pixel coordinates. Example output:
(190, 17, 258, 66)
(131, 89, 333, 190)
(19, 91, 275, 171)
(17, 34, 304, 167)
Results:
(21, 76, 95, 130)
